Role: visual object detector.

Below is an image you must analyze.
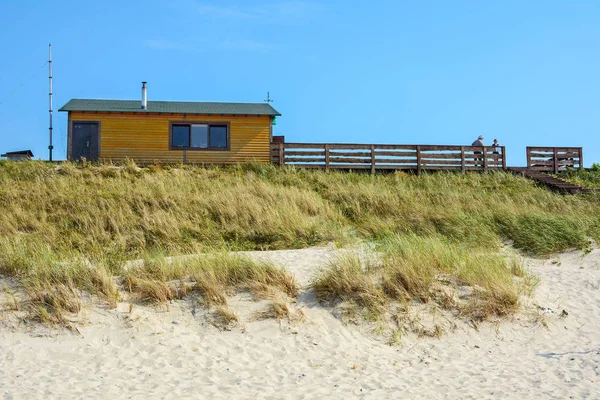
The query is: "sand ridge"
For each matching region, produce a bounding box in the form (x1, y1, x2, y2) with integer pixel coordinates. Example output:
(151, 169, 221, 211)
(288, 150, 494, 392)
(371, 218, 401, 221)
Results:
(1, 247, 599, 399)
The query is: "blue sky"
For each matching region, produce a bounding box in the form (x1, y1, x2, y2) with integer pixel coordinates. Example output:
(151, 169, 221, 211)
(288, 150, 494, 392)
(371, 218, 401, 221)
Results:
(0, 0, 598, 166)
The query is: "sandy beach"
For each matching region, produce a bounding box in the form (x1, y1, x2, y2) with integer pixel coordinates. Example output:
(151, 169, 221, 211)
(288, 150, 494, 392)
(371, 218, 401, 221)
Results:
(1, 246, 599, 399)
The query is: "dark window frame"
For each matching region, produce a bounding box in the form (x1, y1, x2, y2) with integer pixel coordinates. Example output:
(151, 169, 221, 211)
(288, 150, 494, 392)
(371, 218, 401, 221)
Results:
(168, 121, 231, 151)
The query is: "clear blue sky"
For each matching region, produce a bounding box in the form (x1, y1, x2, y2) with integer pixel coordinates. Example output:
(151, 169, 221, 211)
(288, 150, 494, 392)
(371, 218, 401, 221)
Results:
(1, 0, 598, 166)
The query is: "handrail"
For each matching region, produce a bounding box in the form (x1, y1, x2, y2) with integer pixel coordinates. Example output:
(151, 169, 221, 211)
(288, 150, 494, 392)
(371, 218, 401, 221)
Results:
(526, 146, 583, 172)
(271, 143, 507, 173)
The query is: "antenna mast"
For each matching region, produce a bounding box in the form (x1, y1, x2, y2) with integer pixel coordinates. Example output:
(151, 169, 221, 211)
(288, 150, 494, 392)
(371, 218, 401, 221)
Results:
(264, 91, 273, 103)
(48, 43, 54, 161)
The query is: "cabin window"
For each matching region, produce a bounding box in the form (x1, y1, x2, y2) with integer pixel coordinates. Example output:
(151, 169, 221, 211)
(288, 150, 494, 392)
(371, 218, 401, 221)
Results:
(172, 125, 190, 148)
(170, 123, 229, 150)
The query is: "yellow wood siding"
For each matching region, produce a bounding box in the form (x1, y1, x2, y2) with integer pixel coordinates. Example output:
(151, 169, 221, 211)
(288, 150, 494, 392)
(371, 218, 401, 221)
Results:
(69, 112, 271, 164)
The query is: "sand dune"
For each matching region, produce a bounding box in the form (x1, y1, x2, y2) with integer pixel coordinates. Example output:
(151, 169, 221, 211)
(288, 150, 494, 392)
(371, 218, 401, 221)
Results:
(1, 247, 599, 399)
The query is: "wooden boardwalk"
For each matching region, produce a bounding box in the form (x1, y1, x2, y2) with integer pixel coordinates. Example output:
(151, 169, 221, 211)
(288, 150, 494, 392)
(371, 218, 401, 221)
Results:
(270, 142, 592, 195)
(508, 167, 592, 195)
(271, 143, 506, 173)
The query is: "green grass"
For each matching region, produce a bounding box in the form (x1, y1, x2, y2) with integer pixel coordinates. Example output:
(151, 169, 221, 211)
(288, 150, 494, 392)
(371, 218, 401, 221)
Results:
(557, 164, 600, 189)
(313, 234, 526, 324)
(0, 160, 599, 324)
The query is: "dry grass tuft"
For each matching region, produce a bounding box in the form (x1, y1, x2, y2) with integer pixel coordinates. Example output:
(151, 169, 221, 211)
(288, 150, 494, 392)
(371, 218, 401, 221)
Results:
(127, 253, 298, 305)
(27, 281, 82, 325)
(210, 306, 239, 330)
(313, 254, 386, 319)
(313, 234, 529, 338)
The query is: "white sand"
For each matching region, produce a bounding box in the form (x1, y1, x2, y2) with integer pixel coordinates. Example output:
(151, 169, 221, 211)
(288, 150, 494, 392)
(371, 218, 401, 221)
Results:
(1, 247, 599, 399)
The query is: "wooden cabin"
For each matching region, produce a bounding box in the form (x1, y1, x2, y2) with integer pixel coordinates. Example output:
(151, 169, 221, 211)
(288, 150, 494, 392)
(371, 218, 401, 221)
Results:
(59, 85, 280, 164)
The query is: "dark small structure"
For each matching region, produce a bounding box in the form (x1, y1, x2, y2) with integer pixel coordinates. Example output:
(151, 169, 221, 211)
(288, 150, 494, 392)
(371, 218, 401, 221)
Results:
(0, 150, 34, 161)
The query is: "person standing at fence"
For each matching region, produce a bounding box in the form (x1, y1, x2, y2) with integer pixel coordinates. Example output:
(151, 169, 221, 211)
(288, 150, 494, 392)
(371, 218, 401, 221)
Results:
(492, 139, 500, 155)
(472, 135, 484, 166)
(472, 135, 484, 147)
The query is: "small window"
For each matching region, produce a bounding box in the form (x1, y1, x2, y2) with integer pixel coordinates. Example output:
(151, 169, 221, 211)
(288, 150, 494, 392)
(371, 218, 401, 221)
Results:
(170, 123, 229, 150)
(209, 126, 228, 148)
(172, 125, 190, 147)
(191, 124, 208, 148)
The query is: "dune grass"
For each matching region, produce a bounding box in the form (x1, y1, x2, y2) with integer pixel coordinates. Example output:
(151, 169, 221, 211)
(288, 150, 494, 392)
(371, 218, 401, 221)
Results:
(0, 160, 598, 324)
(127, 253, 297, 305)
(312, 234, 531, 325)
(557, 164, 600, 189)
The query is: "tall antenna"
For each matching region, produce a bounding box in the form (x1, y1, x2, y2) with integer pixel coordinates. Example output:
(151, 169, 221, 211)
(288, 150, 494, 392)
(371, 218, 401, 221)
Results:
(48, 43, 54, 161)
(264, 91, 273, 103)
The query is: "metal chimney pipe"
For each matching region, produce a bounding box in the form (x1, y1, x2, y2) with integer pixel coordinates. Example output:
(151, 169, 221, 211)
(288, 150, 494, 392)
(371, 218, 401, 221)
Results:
(141, 82, 147, 109)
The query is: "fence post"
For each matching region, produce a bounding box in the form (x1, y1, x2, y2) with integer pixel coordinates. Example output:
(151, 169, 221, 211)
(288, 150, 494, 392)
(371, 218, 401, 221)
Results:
(502, 146, 507, 170)
(526, 147, 531, 168)
(325, 144, 330, 172)
(553, 147, 558, 174)
(416, 145, 421, 175)
(483, 147, 488, 172)
(579, 147, 583, 170)
(370, 145, 375, 174)
(279, 142, 285, 167)
(461, 146, 466, 173)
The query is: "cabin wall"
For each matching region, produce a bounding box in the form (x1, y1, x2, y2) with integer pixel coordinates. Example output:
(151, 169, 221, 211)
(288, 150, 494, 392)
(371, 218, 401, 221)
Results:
(68, 111, 272, 164)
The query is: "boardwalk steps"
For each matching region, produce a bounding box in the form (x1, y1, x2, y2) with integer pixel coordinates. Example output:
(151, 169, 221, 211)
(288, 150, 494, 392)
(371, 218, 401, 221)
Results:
(508, 167, 593, 195)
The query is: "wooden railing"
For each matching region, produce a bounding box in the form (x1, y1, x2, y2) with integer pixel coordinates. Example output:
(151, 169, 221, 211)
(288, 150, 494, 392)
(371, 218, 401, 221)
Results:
(271, 143, 506, 173)
(526, 147, 583, 173)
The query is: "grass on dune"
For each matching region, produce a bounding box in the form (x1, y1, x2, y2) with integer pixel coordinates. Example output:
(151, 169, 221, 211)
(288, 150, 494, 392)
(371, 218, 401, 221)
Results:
(127, 253, 297, 306)
(312, 234, 535, 328)
(0, 159, 598, 324)
(556, 164, 600, 189)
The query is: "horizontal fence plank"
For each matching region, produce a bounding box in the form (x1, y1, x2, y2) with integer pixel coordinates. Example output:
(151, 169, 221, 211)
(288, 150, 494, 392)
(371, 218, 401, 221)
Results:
(328, 157, 371, 163)
(281, 143, 327, 149)
(284, 157, 325, 163)
(328, 151, 372, 157)
(527, 147, 582, 152)
(327, 164, 373, 169)
(529, 151, 576, 157)
(283, 151, 325, 156)
(372, 145, 418, 150)
(419, 153, 462, 159)
(373, 150, 418, 157)
(374, 158, 416, 164)
(421, 160, 463, 166)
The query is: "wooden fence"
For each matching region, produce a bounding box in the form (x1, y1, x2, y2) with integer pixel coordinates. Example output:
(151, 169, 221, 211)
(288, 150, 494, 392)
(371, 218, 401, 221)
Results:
(271, 143, 506, 173)
(526, 147, 583, 173)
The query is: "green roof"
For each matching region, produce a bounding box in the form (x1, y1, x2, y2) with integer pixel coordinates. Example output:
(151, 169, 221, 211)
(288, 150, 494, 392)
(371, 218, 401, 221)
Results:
(59, 99, 281, 116)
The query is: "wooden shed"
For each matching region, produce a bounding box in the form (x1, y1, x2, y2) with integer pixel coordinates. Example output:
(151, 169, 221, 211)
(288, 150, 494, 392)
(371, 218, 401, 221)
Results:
(59, 87, 280, 164)
(1, 150, 34, 161)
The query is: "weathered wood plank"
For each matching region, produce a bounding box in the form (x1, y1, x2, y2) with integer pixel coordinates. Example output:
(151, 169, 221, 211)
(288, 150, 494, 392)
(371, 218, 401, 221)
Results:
(326, 164, 372, 169)
(328, 157, 371, 163)
(327, 151, 372, 157)
(421, 160, 463, 166)
(372, 151, 418, 157)
(284, 157, 325, 163)
(419, 153, 462, 159)
(527, 146, 582, 152)
(283, 151, 325, 156)
(529, 151, 580, 158)
(282, 143, 327, 149)
(374, 158, 417, 164)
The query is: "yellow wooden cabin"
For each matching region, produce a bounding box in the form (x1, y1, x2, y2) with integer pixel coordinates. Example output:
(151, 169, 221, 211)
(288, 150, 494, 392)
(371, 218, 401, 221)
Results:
(59, 83, 280, 164)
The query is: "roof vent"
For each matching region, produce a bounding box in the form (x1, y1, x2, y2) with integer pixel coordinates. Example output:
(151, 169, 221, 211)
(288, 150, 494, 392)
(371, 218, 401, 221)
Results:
(141, 82, 147, 110)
